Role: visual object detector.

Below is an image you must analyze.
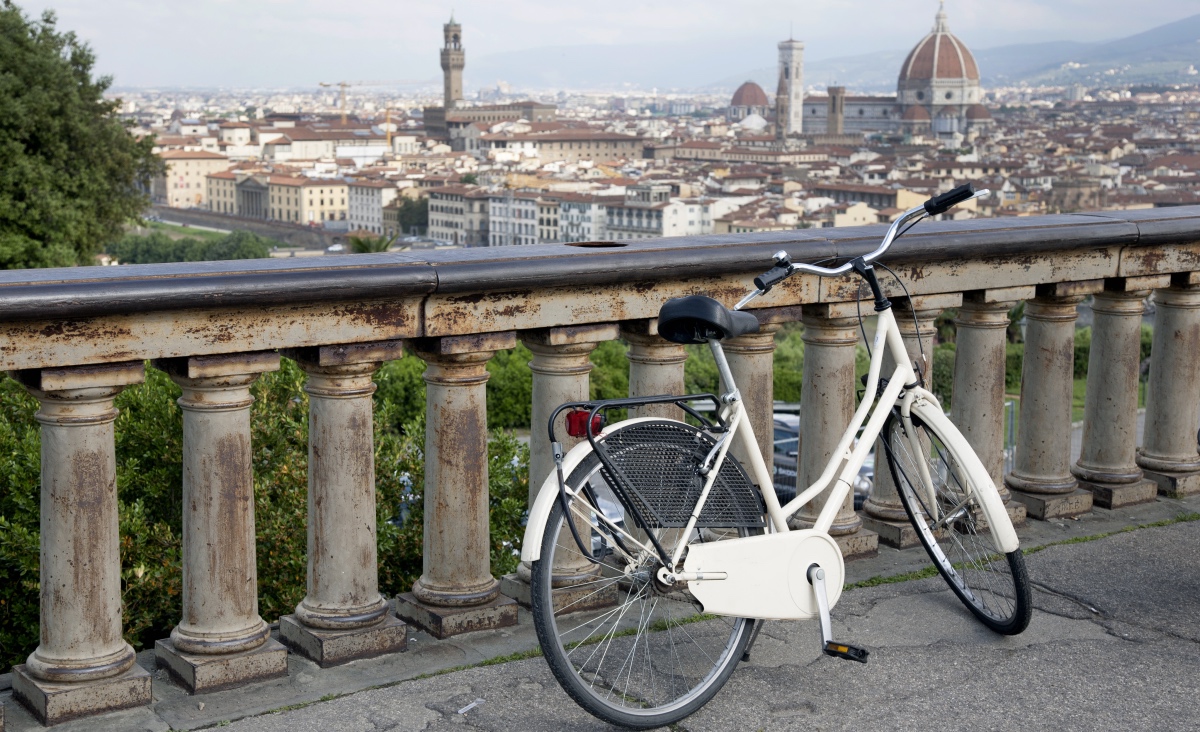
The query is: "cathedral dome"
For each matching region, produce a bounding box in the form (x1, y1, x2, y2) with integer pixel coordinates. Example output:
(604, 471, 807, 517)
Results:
(731, 81, 769, 108)
(898, 2, 979, 84)
(965, 103, 992, 120)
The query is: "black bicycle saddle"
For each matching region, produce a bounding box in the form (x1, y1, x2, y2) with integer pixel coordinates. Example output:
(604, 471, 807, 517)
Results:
(657, 295, 760, 344)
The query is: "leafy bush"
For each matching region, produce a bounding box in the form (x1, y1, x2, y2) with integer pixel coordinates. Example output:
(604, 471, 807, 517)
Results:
(0, 360, 530, 673)
(773, 323, 804, 402)
(487, 344, 533, 430)
(1006, 342, 1024, 392)
(1074, 326, 1091, 379)
(931, 342, 956, 407)
(106, 230, 275, 264)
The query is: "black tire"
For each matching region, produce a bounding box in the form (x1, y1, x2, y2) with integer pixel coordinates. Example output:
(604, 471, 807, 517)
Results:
(531, 443, 756, 729)
(882, 412, 1032, 635)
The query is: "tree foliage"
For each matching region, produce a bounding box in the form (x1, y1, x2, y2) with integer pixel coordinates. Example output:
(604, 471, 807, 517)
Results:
(106, 230, 274, 264)
(348, 232, 399, 254)
(0, 3, 162, 269)
(395, 197, 428, 234)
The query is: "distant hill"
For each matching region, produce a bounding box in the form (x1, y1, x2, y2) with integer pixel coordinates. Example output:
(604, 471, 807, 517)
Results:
(716, 15, 1200, 93)
(468, 14, 1200, 95)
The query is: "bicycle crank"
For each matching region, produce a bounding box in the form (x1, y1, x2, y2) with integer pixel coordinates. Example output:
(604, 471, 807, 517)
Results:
(808, 564, 869, 664)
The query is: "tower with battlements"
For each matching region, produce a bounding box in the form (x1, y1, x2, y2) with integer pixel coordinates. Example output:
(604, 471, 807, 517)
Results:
(441, 16, 465, 109)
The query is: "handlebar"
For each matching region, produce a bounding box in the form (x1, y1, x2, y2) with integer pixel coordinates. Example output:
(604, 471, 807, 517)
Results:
(924, 183, 977, 216)
(735, 185, 989, 310)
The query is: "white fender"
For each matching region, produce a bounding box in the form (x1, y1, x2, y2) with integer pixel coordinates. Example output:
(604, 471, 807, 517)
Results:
(907, 399, 1020, 554)
(520, 417, 677, 563)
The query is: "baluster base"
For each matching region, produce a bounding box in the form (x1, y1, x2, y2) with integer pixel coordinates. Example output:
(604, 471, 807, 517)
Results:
(1007, 488, 1093, 520)
(498, 572, 620, 612)
(858, 516, 923, 549)
(12, 663, 151, 726)
(279, 613, 407, 668)
(395, 593, 517, 640)
(155, 638, 287, 695)
(1075, 477, 1159, 509)
(1141, 469, 1200, 499)
(832, 529, 879, 561)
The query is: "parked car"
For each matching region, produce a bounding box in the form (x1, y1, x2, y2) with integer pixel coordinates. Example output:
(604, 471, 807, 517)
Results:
(771, 412, 871, 510)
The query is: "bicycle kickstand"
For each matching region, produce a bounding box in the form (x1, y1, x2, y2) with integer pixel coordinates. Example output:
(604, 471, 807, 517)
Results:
(808, 564, 869, 664)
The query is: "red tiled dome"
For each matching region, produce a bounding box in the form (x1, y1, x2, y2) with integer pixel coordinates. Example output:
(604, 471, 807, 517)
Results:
(898, 5, 979, 83)
(902, 105, 932, 121)
(965, 103, 992, 120)
(731, 81, 769, 108)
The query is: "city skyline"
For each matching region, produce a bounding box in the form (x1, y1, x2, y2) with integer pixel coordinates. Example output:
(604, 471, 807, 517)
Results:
(15, 0, 1200, 90)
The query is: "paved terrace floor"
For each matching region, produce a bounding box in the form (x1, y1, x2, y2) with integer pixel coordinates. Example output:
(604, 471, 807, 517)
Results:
(3, 494, 1199, 732)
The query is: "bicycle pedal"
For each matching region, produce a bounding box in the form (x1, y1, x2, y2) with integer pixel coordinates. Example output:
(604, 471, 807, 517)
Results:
(823, 641, 869, 664)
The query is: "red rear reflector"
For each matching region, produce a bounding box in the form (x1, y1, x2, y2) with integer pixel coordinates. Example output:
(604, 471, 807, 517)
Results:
(566, 411, 604, 438)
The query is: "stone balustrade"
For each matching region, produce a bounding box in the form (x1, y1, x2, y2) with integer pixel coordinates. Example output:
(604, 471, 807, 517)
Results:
(3, 207, 1200, 724)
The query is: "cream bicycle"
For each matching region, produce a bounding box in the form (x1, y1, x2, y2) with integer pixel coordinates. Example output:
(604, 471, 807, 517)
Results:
(522, 184, 1032, 729)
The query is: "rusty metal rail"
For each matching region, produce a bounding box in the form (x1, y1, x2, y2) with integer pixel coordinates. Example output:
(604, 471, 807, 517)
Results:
(4, 206, 1200, 725)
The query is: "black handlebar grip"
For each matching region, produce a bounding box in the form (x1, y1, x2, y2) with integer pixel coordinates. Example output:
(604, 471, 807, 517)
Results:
(754, 264, 792, 293)
(923, 183, 975, 216)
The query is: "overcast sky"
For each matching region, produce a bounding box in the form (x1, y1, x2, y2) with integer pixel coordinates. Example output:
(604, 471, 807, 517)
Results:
(14, 0, 1199, 89)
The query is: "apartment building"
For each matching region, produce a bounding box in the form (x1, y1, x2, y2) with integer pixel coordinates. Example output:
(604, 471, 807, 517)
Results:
(605, 185, 755, 240)
(153, 150, 230, 208)
(268, 176, 348, 225)
(558, 193, 613, 243)
(488, 192, 539, 246)
(482, 129, 644, 164)
(348, 179, 401, 234)
(428, 185, 489, 246)
(207, 170, 238, 214)
(537, 197, 561, 244)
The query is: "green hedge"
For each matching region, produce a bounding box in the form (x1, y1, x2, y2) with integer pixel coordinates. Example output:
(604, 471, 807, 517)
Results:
(1002, 323, 1152, 393)
(0, 362, 528, 673)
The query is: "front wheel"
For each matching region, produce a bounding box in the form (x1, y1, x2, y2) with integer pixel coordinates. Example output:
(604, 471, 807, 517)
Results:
(531, 439, 757, 729)
(882, 412, 1032, 635)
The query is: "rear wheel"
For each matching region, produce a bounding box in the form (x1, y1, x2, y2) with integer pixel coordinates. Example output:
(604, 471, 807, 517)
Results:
(882, 412, 1032, 635)
(531, 420, 763, 729)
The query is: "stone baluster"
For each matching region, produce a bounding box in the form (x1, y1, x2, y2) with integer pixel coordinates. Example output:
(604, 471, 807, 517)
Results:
(153, 352, 287, 694)
(949, 289, 1029, 526)
(10, 362, 152, 725)
(862, 296, 956, 547)
(500, 324, 619, 610)
(1074, 283, 1160, 508)
(791, 304, 878, 559)
(396, 333, 519, 638)
(279, 341, 408, 667)
(1138, 275, 1200, 497)
(622, 319, 687, 417)
(723, 322, 782, 476)
(1005, 289, 1094, 519)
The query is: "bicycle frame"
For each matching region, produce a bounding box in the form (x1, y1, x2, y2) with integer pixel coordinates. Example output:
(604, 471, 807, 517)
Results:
(660, 305, 915, 569)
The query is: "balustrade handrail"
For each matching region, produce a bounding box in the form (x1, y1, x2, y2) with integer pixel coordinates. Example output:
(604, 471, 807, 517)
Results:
(6, 205, 1200, 725)
(0, 207, 1196, 327)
